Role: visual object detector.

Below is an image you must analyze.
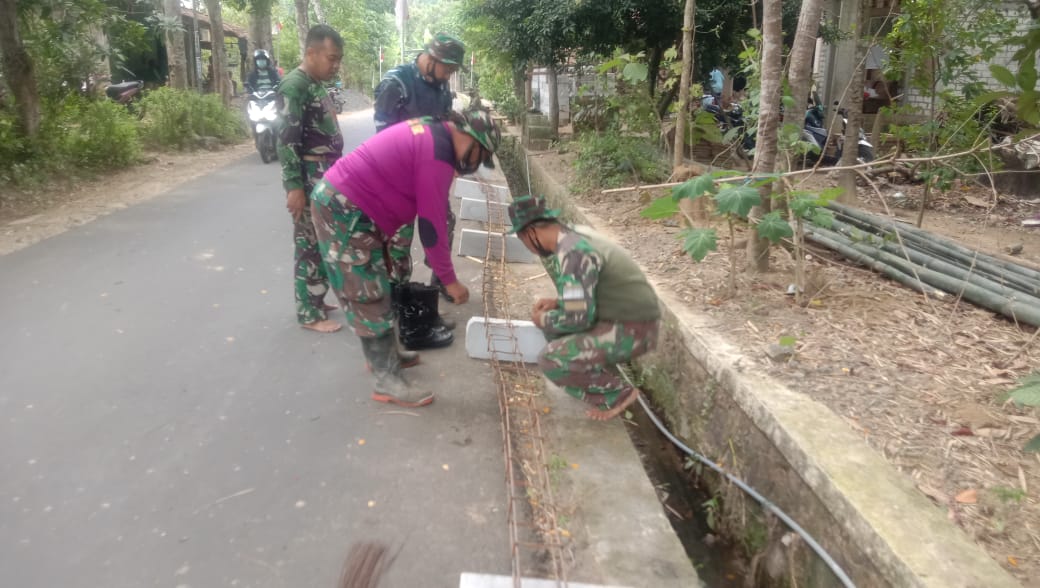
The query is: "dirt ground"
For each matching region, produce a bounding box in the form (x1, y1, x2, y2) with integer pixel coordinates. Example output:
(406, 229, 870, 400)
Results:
(0, 142, 255, 256)
(534, 149, 1040, 584)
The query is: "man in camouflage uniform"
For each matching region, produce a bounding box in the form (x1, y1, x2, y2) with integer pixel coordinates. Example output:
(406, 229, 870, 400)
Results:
(276, 24, 345, 333)
(507, 195, 661, 421)
(374, 33, 466, 313)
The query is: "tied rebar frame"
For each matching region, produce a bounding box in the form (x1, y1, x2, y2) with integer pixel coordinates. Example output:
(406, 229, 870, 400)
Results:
(474, 178, 570, 588)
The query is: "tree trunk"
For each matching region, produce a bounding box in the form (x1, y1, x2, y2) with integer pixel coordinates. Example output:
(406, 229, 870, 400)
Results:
(512, 60, 526, 106)
(838, 0, 867, 202)
(294, 0, 309, 60)
(312, 0, 326, 24)
(674, 0, 702, 220)
(250, 0, 274, 55)
(746, 0, 783, 273)
(786, 0, 824, 132)
(0, 0, 40, 137)
(547, 63, 559, 139)
(205, 0, 230, 105)
(163, 0, 189, 88)
(525, 64, 534, 109)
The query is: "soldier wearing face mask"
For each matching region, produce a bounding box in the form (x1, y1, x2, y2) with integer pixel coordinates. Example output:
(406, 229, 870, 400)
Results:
(308, 109, 501, 408)
(246, 49, 281, 94)
(373, 33, 466, 330)
(508, 195, 662, 422)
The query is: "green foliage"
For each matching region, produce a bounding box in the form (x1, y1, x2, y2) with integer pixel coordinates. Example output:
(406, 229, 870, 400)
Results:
(640, 195, 680, 220)
(1006, 373, 1040, 407)
(62, 99, 141, 168)
(573, 130, 668, 189)
(139, 88, 246, 149)
(778, 335, 797, 348)
(1001, 373, 1040, 452)
(680, 228, 718, 262)
(713, 184, 760, 218)
(673, 174, 717, 202)
(756, 211, 793, 243)
(1026, 435, 1040, 453)
(1, 96, 142, 186)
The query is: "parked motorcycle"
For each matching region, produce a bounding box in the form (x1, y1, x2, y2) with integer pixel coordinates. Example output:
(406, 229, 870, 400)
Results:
(105, 80, 144, 105)
(701, 94, 755, 161)
(247, 90, 280, 164)
(801, 96, 874, 165)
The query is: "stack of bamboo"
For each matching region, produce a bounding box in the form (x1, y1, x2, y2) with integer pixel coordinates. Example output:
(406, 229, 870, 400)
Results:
(804, 202, 1040, 327)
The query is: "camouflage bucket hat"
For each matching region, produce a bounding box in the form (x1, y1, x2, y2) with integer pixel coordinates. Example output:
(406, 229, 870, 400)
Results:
(507, 195, 561, 234)
(456, 108, 501, 169)
(426, 33, 465, 66)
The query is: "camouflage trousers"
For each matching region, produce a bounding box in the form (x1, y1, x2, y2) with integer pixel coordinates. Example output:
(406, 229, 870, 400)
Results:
(538, 320, 659, 410)
(293, 159, 335, 324)
(310, 179, 394, 338)
(386, 210, 456, 284)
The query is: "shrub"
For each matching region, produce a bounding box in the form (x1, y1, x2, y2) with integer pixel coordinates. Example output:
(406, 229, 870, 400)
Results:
(62, 99, 141, 168)
(574, 130, 669, 190)
(139, 87, 246, 149)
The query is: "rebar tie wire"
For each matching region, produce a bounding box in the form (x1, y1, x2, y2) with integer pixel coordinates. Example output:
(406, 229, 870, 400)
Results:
(477, 176, 570, 588)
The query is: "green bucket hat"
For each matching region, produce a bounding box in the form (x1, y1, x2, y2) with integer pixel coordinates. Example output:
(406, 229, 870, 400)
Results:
(507, 194, 561, 234)
(455, 108, 501, 169)
(426, 33, 465, 66)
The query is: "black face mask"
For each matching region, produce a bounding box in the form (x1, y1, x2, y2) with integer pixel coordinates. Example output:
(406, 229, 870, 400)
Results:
(454, 142, 483, 175)
(524, 227, 554, 258)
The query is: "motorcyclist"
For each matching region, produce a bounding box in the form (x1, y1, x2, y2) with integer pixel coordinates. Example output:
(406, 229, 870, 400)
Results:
(372, 33, 464, 133)
(246, 49, 281, 94)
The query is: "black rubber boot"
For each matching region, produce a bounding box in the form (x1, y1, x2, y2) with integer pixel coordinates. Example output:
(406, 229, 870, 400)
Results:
(388, 284, 422, 366)
(360, 335, 433, 407)
(398, 282, 454, 350)
(427, 275, 457, 330)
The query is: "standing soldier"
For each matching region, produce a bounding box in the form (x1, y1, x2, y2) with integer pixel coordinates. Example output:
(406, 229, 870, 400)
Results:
(276, 24, 346, 334)
(373, 34, 466, 332)
(507, 195, 662, 421)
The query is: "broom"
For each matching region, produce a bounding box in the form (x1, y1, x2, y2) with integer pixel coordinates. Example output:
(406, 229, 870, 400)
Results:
(339, 541, 398, 588)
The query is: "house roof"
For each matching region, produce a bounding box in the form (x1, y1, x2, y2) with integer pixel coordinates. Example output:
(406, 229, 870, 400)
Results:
(180, 8, 249, 39)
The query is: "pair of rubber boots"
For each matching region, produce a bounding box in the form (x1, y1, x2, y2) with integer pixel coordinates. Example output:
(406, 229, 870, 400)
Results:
(361, 334, 433, 407)
(392, 281, 455, 350)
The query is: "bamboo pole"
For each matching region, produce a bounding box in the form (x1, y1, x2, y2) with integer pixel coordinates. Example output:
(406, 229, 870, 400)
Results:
(807, 225, 1040, 327)
(827, 217, 1040, 307)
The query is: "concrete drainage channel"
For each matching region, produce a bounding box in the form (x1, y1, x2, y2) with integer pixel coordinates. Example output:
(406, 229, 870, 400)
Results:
(496, 134, 1021, 588)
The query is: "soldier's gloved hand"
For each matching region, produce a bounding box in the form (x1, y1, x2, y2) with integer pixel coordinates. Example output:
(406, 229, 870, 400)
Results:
(286, 189, 307, 221)
(444, 281, 469, 305)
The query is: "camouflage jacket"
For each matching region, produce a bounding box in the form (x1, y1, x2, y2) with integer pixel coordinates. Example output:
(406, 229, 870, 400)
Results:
(541, 226, 661, 337)
(276, 68, 344, 192)
(372, 62, 453, 133)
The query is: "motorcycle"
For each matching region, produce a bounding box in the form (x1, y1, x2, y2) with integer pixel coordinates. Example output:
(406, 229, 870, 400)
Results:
(801, 96, 874, 165)
(105, 80, 144, 105)
(247, 90, 280, 164)
(701, 94, 755, 162)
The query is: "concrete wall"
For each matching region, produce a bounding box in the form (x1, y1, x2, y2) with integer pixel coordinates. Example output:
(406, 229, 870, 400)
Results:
(496, 133, 1021, 588)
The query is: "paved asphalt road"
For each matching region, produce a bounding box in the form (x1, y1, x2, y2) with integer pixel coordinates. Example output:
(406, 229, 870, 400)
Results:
(0, 110, 511, 588)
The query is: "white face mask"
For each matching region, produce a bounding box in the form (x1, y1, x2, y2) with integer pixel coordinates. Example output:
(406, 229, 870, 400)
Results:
(257, 59, 269, 69)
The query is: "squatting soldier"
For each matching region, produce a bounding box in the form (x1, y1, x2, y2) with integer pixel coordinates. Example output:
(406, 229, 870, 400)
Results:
(309, 109, 501, 408)
(508, 195, 662, 421)
(374, 34, 466, 327)
(276, 25, 345, 334)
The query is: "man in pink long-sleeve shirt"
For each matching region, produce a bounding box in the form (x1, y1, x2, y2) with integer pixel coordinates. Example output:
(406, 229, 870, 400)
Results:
(310, 109, 500, 407)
